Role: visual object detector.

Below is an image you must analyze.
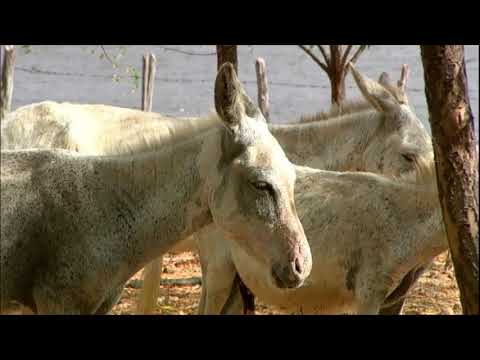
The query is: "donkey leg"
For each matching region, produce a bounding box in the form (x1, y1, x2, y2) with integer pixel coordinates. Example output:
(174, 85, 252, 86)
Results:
(237, 275, 256, 315)
(201, 258, 238, 314)
(355, 274, 389, 315)
(197, 238, 208, 314)
(379, 298, 406, 315)
(136, 258, 163, 314)
(356, 299, 383, 315)
(220, 274, 245, 315)
(196, 228, 239, 315)
(379, 264, 428, 315)
(95, 284, 125, 315)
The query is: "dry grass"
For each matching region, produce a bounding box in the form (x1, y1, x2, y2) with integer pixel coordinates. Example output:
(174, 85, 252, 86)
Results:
(111, 251, 462, 315)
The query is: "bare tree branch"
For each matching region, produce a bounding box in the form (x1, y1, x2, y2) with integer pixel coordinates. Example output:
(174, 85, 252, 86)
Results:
(298, 45, 328, 72)
(99, 45, 117, 66)
(349, 45, 368, 65)
(317, 45, 330, 66)
(341, 45, 353, 69)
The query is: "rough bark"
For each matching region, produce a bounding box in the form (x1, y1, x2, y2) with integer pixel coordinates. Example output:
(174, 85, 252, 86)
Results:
(216, 45, 238, 73)
(328, 45, 346, 106)
(0, 45, 16, 121)
(420, 45, 479, 315)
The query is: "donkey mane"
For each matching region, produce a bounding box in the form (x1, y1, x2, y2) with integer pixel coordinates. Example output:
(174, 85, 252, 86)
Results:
(298, 100, 374, 124)
(77, 112, 220, 156)
(294, 98, 436, 187)
(2, 101, 221, 157)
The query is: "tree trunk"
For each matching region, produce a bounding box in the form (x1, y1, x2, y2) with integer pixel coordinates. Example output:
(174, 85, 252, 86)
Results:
(328, 45, 346, 106)
(328, 72, 346, 106)
(0, 45, 16, 121)
(420, 45, 479, 315)
(216, 45, 238, 73)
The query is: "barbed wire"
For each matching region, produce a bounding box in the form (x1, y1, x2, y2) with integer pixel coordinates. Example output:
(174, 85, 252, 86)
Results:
(157, 46, 216, 56)
(14, 65, 426, 92)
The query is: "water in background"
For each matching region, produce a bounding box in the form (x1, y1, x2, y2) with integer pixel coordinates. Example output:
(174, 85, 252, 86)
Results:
(12, 45, 479, 140)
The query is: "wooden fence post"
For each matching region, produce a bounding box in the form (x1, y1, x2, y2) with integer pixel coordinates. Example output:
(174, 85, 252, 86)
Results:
(137, 51, 161, 315)
(141, 52, 156, 112)
(0, 45, 16, 121)
(255, 57, 270, 122)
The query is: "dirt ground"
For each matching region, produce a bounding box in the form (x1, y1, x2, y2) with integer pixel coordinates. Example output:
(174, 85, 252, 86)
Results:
(110, 251, 461, 315)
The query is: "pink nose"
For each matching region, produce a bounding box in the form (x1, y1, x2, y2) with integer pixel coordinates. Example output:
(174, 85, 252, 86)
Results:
(271, 257, 306, 289)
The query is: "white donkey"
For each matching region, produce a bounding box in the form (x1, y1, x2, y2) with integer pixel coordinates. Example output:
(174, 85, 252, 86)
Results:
(198, 162, 444, 315)
(1, 64, 433, 314)
(0, 63, 312, 314)
(196, 65, 446, 315)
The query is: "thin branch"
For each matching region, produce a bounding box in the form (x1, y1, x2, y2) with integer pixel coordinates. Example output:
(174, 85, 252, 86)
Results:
(99, 45, 118, 66)
(298, 45, 328, 72)
(341, 45, 353, 69)
(349, 45, 368, 65)
(317, 45, 330, 66)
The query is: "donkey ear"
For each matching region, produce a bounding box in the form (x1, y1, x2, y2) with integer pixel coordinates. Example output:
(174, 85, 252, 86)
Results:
(378, 72, 393, 88)
(396, 64, 410, 105)
(348, 63, 400, 114)
(214, 62, 260, 131)
(378, 70, 409, 105)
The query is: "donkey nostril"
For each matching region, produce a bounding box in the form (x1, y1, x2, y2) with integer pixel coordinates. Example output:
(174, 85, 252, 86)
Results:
(294, 257, 303, 275)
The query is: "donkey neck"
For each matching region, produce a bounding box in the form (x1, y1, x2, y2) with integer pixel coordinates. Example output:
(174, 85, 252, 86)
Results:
(270, 110, 382, 171)
(84, 116, 223, 271)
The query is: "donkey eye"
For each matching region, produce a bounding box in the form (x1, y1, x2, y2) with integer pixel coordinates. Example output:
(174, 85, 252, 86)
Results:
(250, 181, 271, 191)
(402, 153, 415, 163)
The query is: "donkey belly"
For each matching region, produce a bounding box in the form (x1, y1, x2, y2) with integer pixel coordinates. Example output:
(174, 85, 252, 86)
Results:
(169, 235, 197, 254)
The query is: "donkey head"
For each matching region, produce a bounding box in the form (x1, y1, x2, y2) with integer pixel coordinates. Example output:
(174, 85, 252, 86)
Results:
(209, 63, 312, 289)
(349, 63, 434, 182)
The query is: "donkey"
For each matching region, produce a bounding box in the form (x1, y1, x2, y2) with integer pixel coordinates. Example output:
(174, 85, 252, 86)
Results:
(1, 64, 433, 314)
(0, 63, 311, 314)
(198, 161, 445, 315)
(195, 64, 444, 315)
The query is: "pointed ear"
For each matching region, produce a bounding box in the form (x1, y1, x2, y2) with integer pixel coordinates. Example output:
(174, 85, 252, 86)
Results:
(378, 70, 409, 105)
(348, 62, 400, 114)
(378, 72, 393, 88)
(396, 64, 410, 105)
(214, 62, 260, 131)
